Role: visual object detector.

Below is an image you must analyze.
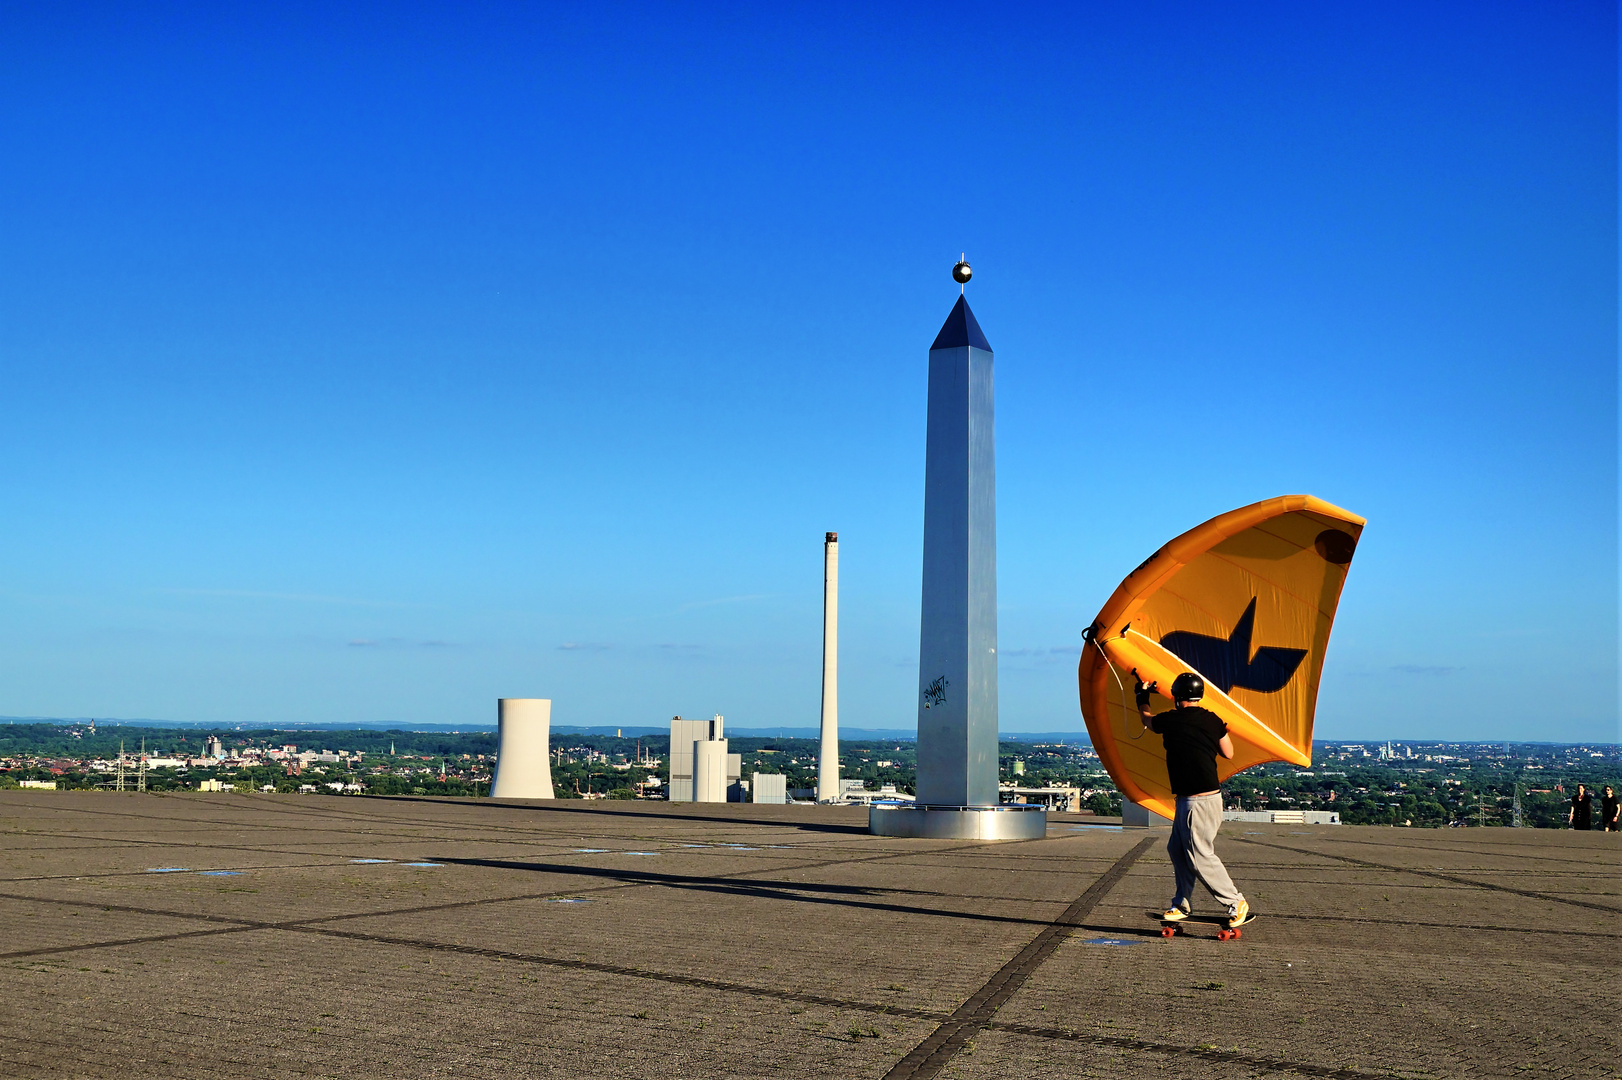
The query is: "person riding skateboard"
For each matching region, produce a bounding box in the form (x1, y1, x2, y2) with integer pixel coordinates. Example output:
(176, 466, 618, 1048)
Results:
(1136, 671, 1250, 929)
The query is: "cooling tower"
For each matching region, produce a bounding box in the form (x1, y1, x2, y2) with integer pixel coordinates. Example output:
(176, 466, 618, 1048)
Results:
(491, 698, 554, 799)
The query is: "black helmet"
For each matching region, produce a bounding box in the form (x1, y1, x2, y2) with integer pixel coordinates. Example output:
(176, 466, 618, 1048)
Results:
(1171, 672, 1205, 702)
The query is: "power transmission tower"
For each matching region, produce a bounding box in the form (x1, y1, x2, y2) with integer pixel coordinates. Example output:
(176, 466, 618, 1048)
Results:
(116, 741, 125, 792)
(1512, 782, 1523, 828)
(138, 737, 147, 793)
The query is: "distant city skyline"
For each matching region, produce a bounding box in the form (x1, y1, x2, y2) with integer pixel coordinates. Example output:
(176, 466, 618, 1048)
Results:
(0, 4, 1614, 742)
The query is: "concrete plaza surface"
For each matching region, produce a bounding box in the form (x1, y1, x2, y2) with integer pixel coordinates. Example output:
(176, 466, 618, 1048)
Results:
(0, 792, 1616, 1079)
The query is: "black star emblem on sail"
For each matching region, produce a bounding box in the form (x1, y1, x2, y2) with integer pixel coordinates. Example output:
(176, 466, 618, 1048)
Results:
(1158, 598, 1307, 695)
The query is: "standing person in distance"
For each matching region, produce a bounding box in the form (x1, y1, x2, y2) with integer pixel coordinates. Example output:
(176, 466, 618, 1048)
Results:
(1136, 670, 1251, 930)
(1566, 784, 1593, 830)
(1602, 786, 1619, 833)
(1568, 784, 1593, 831)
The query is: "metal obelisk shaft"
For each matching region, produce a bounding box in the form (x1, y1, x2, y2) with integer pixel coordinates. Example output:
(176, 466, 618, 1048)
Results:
(915, 340, 998, 807)
(817, 532, 839, 801)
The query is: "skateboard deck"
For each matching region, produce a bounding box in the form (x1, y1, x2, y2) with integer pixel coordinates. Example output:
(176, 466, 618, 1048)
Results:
(1152, 912, 1257, 941)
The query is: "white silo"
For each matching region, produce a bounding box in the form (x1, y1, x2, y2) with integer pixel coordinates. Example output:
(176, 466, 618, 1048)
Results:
(491, 698, 554, 799)
(693, 739, 729, 803)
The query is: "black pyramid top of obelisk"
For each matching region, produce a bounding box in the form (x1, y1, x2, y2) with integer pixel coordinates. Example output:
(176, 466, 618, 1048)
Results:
(930, 294, 993, 352)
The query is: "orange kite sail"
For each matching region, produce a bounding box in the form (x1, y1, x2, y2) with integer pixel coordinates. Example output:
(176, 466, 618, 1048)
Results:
(1078, 495, 1365, 820)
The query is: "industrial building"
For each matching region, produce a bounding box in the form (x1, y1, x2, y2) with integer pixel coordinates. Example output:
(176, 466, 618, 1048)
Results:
(834, 782, 911, 806)
(1224, 809, 1341, 825)
(751, 772, 787, 804)
(667, 715, 741, 802)
(998, 785, 1082, 812)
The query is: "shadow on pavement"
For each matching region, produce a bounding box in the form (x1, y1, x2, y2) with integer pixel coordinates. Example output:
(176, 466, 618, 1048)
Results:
(368, 795, 872, 835)
(430, 855, 1056, 929)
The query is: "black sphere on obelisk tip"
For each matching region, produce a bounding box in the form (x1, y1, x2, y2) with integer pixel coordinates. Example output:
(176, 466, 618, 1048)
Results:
(952, 258, 972, 284)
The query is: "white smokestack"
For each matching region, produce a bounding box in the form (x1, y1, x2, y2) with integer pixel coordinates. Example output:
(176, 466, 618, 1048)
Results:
(817, 531, 839, 802)
(492, 698, 554, 799)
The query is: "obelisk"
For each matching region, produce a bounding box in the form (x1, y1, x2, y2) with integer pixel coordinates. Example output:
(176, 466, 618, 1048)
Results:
(870, 259, 1044, 839)
(817, 531, 839, 802)
(915, 285, 998, 807)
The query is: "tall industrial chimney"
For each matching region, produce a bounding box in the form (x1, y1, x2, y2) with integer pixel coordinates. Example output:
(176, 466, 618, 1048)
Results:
(817, 531, 839, 802)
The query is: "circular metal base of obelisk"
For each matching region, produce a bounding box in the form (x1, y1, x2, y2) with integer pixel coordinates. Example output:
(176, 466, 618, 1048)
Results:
(868, 803, 1047, 840)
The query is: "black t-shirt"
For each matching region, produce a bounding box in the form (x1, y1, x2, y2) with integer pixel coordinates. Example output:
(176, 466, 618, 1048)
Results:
(1571, 792, 1592, 827)
(1150, 705, 1228, 796)
(1603, 794, 1619, 825)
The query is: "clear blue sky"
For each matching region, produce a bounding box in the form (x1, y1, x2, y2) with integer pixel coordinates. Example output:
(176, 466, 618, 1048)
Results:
(1, 3, 1615, 741)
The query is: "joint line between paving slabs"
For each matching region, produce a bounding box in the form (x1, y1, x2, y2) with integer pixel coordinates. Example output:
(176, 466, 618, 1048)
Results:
(983, 1021, 1385, 1080)
(880, 836, 1155, 1080)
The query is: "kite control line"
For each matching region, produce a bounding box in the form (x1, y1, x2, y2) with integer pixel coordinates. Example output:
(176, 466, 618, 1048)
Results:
(1085, 631, 1150, 740)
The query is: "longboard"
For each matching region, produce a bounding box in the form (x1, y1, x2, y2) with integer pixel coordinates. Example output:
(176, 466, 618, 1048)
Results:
(1152, 911, 1257, 941)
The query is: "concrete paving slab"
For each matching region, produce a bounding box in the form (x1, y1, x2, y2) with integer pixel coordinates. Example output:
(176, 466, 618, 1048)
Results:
(0, 792, 1616, 1079)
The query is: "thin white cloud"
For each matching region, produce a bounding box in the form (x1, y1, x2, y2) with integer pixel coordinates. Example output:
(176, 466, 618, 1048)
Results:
(678, 594, 773, 611)
(160, 587, 413, 608)
(558, 642, 613, 651)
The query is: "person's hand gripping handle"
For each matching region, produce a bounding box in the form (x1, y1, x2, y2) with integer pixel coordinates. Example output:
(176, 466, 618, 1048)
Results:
(1132, 669, 1158, 711)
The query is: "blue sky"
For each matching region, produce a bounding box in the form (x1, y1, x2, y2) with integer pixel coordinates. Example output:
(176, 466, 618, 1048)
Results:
(0, 2, 1615, 741)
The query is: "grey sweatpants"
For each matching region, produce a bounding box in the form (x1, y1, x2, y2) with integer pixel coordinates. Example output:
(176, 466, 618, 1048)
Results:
(1168, 793, 1244, 911)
